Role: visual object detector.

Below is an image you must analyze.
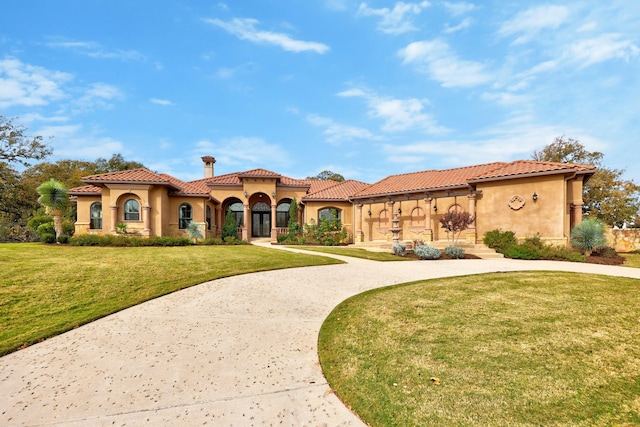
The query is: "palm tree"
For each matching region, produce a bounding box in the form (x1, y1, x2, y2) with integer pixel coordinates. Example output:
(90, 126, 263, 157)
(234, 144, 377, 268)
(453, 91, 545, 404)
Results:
(36, 179, 69, 241)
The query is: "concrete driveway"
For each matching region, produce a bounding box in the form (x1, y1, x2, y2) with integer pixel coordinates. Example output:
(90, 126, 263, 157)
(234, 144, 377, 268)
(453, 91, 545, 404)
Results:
(2, 245, 639, 426)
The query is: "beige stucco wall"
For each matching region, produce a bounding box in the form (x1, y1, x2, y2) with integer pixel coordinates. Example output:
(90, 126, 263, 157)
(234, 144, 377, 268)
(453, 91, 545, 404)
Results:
(304, 201, 354, 240)
(74, 195, 103, 235)
(475, 175, 570, 245)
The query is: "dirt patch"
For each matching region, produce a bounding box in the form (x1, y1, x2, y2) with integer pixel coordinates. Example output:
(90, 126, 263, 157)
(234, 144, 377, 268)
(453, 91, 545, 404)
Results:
(586, 255, 626, 265)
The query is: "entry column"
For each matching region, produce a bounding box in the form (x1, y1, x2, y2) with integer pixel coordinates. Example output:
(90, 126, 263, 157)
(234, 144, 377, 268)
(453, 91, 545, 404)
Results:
(242, 203, 249, 241)
(271, 203, 277, 243)
(355, 204, 364, 244)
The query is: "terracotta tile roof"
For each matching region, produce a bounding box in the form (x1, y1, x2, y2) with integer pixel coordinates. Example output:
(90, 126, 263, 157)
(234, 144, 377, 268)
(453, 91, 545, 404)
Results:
(468, 160, 597, 182)
(158, 174, 209, 196)
(237, 168, 282, 178)
(352, 162, 505, 198)
(82, 168, 174, 185)
(304, 180, 370, 201)
(68, 185, 102, 195)
(352, 160, 596, 199)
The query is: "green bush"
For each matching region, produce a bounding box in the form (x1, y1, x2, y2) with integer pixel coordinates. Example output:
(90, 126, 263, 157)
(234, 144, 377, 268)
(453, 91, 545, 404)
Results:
(506, 244, 541, 260)
(445, 246, 465, 259)
(570, 218, 605, 255)
(414, 245, 441, 260)
(40, 233, 56, 244)
(221, 208, 238, 240)
(56, 235, 70, 244)
(200, 238, 223, 245)
(392, 243, 407, 257)
(483, 229, 518, 253)
(591, 245, 618, 258)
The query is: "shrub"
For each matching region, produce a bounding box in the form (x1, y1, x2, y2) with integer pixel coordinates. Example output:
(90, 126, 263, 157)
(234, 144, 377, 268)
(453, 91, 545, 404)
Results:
(570, 218, 605, 255)
(506, 244, 541, 260)
(200, 238, 223, 245)
(445, 246, 465, 259)
(392, 243, 407, 257)
(221, 208, 238, 240)
(56, 235, 70, 244)
(591, 245, 618, 258)
(439, 211, 475, 246)
(414, 245, 441, 260)
(40, 233, 56, 244)
(483, 229, 518, 254)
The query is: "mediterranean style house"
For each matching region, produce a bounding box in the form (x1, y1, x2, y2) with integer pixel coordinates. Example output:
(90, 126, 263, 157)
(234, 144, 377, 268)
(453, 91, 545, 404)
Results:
(69, 156, 596, 248)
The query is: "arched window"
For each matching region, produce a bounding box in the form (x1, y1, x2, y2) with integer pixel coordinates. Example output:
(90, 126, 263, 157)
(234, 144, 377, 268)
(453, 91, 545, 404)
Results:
(90, 202, 102, 229)
(124, 199, 140, 221)
(228, 202, 244, 226)
(411, 207, 425, 227)
(378, 209, 389, 228)
(319, 207, 341, 222)
(179, 203, 192, 229)
(276, 201, 291, 227)
(206, 205, 212, 231)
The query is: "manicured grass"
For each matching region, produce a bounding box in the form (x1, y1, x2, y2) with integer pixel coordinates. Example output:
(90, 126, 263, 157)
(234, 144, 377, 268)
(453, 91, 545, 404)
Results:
(0, 243, 341, 355)
(288, 246, 411, 261)
(621, 253, 640, 268)
(319, 272, 640, 427)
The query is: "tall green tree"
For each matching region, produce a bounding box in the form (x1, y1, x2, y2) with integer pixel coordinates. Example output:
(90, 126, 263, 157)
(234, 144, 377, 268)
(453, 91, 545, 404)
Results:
(306, 170, 345, 182)
(532, 135, 640, 227)
(94, 153, 145, 173)
(36, 179, 69, 240)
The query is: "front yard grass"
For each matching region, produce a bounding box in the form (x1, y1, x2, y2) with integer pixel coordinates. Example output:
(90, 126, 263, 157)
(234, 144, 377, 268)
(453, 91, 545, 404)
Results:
(621, 253, 640, 268)
(319, 271, 640, 427)
(0, 243, 341, 355)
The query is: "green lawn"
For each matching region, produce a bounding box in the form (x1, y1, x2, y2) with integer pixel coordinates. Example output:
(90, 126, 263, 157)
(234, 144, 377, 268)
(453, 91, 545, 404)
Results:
(621, 253, 640, 268)
(319, 272, 640, 427)
(0, 243, 342, 355)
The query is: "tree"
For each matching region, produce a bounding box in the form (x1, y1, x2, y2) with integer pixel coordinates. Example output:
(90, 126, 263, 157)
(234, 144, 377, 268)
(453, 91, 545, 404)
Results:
(94, 153, 145, 173)
(439, 211, 475, 246)
(1, 116, 51, 166)
(533, 135, 640, 227)
(306, 170, 345, 182)
(36, 179, 70, 241)
(221, 208, 238, 240)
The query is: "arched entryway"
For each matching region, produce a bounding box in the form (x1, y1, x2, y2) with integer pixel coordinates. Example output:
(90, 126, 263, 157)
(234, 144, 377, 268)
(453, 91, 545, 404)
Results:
(251, 201, 271, 238)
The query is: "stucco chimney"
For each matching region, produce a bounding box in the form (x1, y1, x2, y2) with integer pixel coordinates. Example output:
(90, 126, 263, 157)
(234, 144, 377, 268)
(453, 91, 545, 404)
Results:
(201, 156, 216, 178)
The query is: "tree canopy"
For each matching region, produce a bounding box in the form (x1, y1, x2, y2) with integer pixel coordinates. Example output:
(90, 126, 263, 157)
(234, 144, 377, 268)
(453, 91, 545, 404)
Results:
(532, 136, 640, 227)
(0, 116, 51, 166)
(306, 170, 345, 182)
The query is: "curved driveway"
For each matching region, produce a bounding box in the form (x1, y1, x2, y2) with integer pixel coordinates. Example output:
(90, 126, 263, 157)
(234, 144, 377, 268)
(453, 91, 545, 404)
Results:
(2, 245, 639, 426)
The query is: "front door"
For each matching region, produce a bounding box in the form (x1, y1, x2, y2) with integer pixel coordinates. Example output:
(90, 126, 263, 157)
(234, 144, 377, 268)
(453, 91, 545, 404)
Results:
(251, 202, 271, 238)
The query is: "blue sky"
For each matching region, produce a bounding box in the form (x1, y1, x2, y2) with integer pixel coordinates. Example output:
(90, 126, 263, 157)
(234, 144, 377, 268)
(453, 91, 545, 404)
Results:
(2, 1, 639, 184)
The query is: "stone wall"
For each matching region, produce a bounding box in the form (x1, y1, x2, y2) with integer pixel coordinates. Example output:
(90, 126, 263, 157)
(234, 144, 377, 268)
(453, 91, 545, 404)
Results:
(605, 227, 640, 252)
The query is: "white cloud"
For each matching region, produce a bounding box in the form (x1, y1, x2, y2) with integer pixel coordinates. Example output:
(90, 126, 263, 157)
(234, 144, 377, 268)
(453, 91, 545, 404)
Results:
(307, 114, 381, 144)
(44, 37, 145, 61)
(38, 123, 126, 160)
(325, 0, 349, 11)
(204, 18, 330, 54)
(150, 98, 174, 106)
(567, 33, 640, 67)
(337, 87, 448, 133)
(0, 57, 71, 108)
(357, 1, 431, 34)
(398, 39, 491, 87)
(72, 83, 123, 113)
(195, 137, 290, 167)
(444, 17, 472, 34)
(442, 1, 475, 16)
(498, 5, 570, 44)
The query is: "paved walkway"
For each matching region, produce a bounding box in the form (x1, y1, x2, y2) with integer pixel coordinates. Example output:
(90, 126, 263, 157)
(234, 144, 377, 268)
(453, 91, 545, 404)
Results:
(2, 245, 639, 426)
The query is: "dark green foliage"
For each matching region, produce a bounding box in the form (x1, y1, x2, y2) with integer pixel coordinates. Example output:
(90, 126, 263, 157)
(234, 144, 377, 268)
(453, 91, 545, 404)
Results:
(200, 238, 224, 245)
(483, 229, 518, 253)
(221, 208, 238, 240)
(56, 235, 69, 244)
(303, 213, 348, 246)
(40, 233, 56, 244)
(591, 246, 618, 258)
(506, 244, 541, 260)
(69, 235, 193, 247)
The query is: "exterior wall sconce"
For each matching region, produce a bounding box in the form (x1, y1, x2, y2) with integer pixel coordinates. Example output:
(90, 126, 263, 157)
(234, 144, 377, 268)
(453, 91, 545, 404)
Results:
(367, 209, 372, 216)
(244, 191, 248, 198)
(271, 191, 276, 198)
(532, 192, 538, 202)
(434, 205, 438, 213)
(397, 208, 402, 214)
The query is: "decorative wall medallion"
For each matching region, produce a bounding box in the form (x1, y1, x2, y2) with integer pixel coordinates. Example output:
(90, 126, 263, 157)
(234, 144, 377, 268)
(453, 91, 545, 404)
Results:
(508, 195, 526, 210)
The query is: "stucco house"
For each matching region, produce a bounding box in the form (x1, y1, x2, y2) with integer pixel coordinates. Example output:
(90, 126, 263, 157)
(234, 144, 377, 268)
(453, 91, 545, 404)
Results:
(70, 156, 595, 248)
